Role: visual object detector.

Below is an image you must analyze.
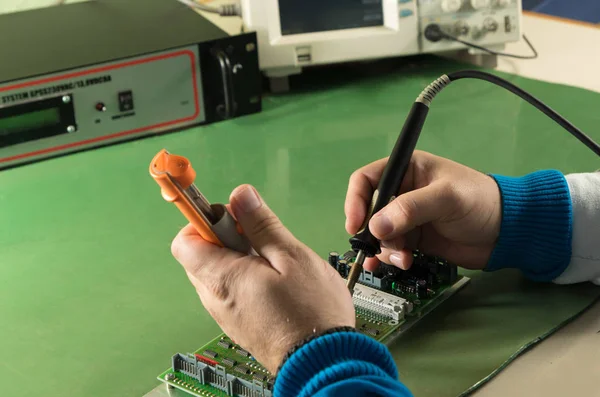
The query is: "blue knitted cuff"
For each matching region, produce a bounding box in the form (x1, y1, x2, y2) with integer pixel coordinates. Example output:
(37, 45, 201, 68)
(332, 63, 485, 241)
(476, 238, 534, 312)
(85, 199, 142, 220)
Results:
(274, 331, 399, 397)
(487, 170, 572, 282)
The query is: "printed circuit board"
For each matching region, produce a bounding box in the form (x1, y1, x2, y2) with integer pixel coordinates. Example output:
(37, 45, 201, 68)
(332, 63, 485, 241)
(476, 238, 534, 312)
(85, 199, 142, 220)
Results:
(152, 250, 470, 397)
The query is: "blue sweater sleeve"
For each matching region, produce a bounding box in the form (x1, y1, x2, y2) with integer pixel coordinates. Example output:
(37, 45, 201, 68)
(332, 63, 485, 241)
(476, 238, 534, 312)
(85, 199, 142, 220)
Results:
(274, 331, 412, 397)
(487, 170, 573, 281)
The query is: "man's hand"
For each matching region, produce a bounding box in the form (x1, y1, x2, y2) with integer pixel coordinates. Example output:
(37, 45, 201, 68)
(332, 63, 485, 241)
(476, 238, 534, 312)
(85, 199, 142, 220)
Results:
(345, 150, 501, 272)
(171, 185, 355, 374)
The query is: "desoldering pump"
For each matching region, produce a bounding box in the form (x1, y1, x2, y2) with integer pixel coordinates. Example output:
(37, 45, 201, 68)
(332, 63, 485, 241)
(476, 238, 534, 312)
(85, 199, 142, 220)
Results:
(150, 149, 252, 254)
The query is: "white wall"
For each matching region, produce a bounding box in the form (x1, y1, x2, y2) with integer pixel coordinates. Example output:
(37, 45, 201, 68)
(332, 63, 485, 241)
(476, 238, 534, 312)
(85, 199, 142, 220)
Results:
(0, 0, 88, 15)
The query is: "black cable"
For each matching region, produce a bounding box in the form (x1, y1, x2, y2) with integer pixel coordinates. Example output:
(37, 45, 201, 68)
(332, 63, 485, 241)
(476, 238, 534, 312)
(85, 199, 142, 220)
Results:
(445, 71, 600, 157)
(416, 71, 600, 157)
(424, 24, 538, 60)
(444, 32, 537, 60)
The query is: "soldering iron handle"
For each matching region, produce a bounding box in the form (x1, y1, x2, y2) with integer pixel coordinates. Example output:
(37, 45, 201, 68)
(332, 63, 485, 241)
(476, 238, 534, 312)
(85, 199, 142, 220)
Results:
(372, 101, 429, 214)
(350, 101, 429, 257)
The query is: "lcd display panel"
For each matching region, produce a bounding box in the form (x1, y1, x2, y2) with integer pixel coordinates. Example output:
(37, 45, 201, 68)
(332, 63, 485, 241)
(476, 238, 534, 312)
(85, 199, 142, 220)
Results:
(278, 0, 384, 36)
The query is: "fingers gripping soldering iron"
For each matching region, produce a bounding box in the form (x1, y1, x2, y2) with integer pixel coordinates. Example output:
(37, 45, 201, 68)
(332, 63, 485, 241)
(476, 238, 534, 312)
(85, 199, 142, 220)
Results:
(150, 149, 252, 253)
(347, 92, 432, 295)
(346, 71, 600, 295)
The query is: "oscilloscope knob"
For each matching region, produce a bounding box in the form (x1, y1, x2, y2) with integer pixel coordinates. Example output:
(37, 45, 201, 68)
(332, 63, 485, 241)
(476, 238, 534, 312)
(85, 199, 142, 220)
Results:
(470, 0, 491, 9)
(441, 0, 463, 13)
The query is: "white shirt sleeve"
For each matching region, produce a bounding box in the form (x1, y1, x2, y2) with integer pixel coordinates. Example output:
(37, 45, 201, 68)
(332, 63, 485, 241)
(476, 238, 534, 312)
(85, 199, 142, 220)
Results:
(553, 172, 600, 285)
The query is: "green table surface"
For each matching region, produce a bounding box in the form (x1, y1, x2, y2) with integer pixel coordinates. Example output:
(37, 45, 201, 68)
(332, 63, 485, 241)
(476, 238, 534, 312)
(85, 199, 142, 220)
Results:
(1, 56, 600, 397)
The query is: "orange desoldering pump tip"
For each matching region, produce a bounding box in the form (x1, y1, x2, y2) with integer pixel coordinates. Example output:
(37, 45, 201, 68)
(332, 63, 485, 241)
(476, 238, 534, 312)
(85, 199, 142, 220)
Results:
(149, 149, 252, 254)
(150, 149, 196, 190)
(150, 149, 223, 247)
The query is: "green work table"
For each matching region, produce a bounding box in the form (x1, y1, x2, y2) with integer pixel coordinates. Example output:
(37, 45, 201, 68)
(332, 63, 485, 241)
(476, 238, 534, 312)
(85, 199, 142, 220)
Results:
(1, 56, 599, 397)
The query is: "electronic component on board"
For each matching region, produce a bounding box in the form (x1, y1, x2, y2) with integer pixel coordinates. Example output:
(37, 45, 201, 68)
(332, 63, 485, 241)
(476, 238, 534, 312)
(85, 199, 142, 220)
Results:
(236, 348, 250, 357)
(338, 259, 348, 278)
(217, 340, 232, 349)
(156, 249, 470, 397)
(362, 326, 381, 337)
(353, 283, 412, 321)
(328, 251, 339, 270)
(253, 373, 267, 382)
(235, 365, 251, 375)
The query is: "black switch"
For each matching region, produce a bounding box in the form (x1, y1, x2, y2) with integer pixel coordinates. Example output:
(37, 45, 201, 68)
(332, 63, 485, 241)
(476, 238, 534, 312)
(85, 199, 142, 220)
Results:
(118, 90, 134, 112)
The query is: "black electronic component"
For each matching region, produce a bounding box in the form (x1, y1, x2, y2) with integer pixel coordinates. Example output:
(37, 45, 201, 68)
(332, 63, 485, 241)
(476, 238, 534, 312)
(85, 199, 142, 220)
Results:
(118, 90, 134, 112)
(416, 279, 428, 299)
(394, 280, 416, 295)
(217, 340, 232, 349)
(267, 378, 275, 390)
(328, 251, 339, 270)
(203, 349, 218, 359)
(338, 259, 349, 278)
(363, 327, 380, 336)
(236, 348, 250, 357)
(340, 249, 460, 299)
(222, 357, 236, 367)
(235, 365, 250, 375)
(253, 373, 267, 382)
(378, 261, 402, 277)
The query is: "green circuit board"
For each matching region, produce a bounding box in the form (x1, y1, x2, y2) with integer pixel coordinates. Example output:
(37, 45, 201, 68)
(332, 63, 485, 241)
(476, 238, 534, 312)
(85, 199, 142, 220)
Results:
(155, 251, 470, 397)
(157, 314, 408, 396)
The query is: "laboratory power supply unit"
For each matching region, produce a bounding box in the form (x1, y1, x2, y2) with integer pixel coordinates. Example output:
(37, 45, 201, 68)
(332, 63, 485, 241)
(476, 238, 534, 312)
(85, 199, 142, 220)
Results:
(0, 0, 262, 170)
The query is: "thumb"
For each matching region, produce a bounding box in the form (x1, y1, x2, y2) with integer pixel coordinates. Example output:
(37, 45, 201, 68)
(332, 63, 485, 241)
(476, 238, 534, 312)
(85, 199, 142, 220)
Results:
(369, 182, 453, 240)
(229, 184, 296, 262)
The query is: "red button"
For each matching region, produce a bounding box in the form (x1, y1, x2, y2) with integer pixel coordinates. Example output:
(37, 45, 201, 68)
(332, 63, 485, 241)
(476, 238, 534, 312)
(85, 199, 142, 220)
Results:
(95, 103, 106, 112)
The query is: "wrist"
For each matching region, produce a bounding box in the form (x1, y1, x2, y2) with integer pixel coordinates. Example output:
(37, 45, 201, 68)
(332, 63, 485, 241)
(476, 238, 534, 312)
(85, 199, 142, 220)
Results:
(486, 170, 572, 281)
(274, 326, 357, 375)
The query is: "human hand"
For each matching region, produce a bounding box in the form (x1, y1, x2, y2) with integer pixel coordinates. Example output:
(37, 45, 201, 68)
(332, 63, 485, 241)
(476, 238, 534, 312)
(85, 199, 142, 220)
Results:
(345, 150, 501, 272)
(171, 185, 355, 374)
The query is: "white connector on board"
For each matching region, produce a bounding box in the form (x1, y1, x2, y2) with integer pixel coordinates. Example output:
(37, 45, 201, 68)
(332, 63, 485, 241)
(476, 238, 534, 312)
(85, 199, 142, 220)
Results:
(353, 283, 413, 322)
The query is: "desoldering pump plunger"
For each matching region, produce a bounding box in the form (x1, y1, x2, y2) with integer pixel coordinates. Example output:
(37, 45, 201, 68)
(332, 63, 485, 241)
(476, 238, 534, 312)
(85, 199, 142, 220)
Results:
(150, 149, 251, 254)
(347, 99, 430, 294)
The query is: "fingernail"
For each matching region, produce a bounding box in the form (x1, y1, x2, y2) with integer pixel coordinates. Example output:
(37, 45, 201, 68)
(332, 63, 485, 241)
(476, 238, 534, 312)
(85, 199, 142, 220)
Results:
(371, 213, 393, 237)
(389, 254, 404, 268)
(235, 186, 262, 213)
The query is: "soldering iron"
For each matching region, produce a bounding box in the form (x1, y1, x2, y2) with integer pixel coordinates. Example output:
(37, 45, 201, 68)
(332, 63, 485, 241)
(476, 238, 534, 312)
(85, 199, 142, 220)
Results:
(346, 70, 600, 295)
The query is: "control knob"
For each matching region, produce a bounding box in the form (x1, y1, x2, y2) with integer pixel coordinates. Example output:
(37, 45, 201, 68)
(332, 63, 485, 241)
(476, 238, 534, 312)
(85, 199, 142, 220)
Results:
(483, 17, 498, 32)
(470, 0, 491, 9)
(441, 0, 463, 13)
